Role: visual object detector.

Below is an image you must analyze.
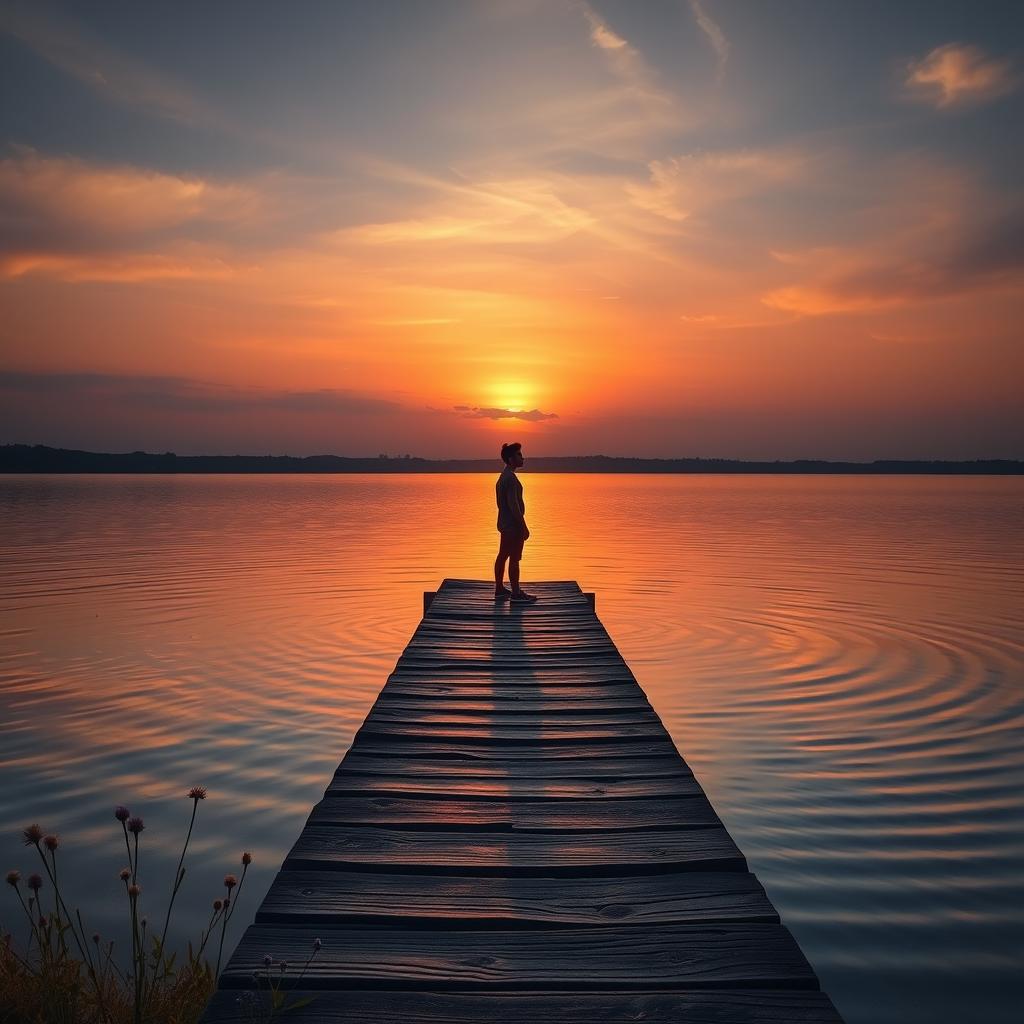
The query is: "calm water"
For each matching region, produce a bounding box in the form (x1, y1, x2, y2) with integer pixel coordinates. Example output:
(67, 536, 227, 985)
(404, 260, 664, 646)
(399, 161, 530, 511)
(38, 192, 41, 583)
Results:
(1, 473, 1022, 1022)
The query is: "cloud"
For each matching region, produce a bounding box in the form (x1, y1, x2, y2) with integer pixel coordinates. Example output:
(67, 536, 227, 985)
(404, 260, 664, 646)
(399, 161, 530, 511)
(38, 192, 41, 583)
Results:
(454, 405, 558, 421)
(0, 2, 212, 126)
(904, 43, 1016, 109)
(576, 3, 678, 138)
(368, 317, 461, 327)
(338, 175, 594, 247)
(763, 207, 1024, 315)
(0, 148, 288, 281)
(626, 148, 805, 222)
(0, 148, 270, 281)
(0, 371, 403, 416)
(689, 0, 730, 83)
(0, 250, 236, 282)
(0, 148, 258, 242)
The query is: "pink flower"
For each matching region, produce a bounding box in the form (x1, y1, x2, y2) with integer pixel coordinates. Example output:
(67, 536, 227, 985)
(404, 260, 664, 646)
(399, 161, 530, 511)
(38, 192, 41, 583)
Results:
(118, 868, 131, 881)
(241, 852, 252, 866)
(114, 806, 130, 823)
(223, 874, 237, 889)
(188, 786, 207, 800)
(22, 824, 43, 846)
(127, 817, 144, 835)
(127, 884, 141, 898)
(43, 834, 59, 852)
(27, 873, 42, 892)
(213, 899, 223, 911)
(5, 870, 20, 886)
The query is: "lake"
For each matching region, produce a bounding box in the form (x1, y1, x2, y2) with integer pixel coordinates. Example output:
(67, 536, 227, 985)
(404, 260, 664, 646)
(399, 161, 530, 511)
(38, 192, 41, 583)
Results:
(1, 473, 1021, 1022)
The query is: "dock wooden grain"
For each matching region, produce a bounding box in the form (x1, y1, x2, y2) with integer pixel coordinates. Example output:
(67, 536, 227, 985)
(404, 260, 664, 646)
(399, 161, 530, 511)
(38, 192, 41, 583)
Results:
(203, 579, 843, 1022)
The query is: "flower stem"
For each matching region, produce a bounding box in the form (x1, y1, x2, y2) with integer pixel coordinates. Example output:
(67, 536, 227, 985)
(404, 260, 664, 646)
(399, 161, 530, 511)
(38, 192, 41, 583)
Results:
(154, 797, 198, 980)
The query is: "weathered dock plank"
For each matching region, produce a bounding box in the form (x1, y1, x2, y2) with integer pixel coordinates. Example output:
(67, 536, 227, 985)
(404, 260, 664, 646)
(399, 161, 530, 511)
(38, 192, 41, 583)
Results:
(256, 871, 778, 927)
(219, 922, 820, 990)
(205, 989, 843, 1023)
(284, 824, 746, 874)
(203, 579, 843, 1023)
(307, 795, 722, 830)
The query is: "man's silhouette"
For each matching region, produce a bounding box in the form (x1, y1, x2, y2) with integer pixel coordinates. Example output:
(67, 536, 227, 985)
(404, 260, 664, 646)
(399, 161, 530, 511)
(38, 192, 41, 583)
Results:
(494, 442, 537, 602)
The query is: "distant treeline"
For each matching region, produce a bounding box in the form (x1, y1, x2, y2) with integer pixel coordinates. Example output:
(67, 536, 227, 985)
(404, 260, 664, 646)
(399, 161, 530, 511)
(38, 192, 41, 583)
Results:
(1, 444, 1021, 474)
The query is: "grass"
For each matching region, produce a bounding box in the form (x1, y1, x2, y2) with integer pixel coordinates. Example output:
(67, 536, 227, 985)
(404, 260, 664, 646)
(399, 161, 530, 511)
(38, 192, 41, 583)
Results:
(2, 788, 321, 1024)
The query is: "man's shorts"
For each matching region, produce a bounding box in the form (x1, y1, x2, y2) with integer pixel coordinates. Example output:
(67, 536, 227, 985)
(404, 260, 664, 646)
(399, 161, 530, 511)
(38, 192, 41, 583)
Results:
(498, 529, 526, 560)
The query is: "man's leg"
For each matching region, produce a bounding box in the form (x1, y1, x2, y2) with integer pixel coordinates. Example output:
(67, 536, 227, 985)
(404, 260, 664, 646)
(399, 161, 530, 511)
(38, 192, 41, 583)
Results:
(494, 549, 508, 592)
(508, 554, 521, 593)
(495, 533, 515, 594)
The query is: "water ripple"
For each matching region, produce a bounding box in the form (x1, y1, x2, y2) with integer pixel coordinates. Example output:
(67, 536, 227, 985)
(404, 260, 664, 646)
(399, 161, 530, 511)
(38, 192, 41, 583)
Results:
(1, 473, 1022, 1024)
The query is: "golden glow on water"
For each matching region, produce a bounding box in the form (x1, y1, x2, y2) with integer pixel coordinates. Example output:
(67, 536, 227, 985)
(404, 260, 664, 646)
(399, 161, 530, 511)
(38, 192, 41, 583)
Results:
(1, 473, 1022, 1023)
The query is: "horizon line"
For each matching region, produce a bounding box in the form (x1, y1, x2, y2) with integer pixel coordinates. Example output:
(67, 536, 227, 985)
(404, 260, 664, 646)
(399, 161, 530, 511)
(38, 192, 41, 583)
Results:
(2, 443, 1022, 469)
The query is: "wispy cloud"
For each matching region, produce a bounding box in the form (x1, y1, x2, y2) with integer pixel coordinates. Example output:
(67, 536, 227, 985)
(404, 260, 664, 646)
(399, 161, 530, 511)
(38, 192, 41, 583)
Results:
(904, 43, 1016, 108)
(0, 250, 237, 283)
(369, 317, 462, 327)
(0, 2, 212, 125)
(626, 148, 806, 222)
(576, 3, 680, 142)
(689, 0, 730, 83)
(454, 405, 558, 421)
(337, 174, 593, 247)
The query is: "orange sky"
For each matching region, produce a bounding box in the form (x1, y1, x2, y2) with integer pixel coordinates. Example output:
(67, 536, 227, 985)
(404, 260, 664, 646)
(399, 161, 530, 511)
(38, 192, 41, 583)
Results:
(1, 1, 1022, 459)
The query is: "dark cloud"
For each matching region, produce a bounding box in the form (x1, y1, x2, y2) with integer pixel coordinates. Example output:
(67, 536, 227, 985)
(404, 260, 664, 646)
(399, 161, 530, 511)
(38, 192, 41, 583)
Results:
(453, 405, 559, 422)
(771, 206, 1024, 313)
(0, 370, 401, 415)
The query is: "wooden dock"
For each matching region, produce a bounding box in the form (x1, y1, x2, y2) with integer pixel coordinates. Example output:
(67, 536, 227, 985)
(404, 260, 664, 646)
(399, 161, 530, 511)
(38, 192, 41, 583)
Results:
(203, 579, 844, 1022)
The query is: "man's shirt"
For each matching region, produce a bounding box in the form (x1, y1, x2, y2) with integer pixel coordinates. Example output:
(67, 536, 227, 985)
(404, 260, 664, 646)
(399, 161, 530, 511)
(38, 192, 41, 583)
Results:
(495, 465, 525, 533)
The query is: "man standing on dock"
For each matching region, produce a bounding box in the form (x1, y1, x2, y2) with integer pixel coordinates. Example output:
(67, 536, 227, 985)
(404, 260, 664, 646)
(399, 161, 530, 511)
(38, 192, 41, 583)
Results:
(495, 442, 538, 603)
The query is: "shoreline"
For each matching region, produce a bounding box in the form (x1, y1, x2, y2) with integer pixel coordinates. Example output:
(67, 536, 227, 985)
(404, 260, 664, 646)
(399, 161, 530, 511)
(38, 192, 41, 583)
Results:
(3, 445, 1022, 475)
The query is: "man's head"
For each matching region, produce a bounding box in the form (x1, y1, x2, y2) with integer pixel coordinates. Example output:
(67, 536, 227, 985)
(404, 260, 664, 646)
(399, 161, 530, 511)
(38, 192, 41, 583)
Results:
(501, 442, 524, 468)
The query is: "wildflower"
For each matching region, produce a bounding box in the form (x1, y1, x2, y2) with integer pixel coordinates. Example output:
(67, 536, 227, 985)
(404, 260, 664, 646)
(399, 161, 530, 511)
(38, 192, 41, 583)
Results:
(313, 937, 322, 951)
(188, 786, 207, 800)
(224, 874, 237, 889)
(128, 884, 141, 898)
(223, 897, 230, 910)
(92, 933, 100, 945)
(27, 873, 42, 892)
(213, 899, 223, 911)
(22, 824, 43, 846)
(263, 954, 272, 967)
(114, 806, 130, 823)
(242, 851, 252, 866)
(119, 867, 131, 881)
(5, 870, 19, 886)
(127, 817, 145, 835)
(279, 961, 288, 973)
(43, 834, 59, 852)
